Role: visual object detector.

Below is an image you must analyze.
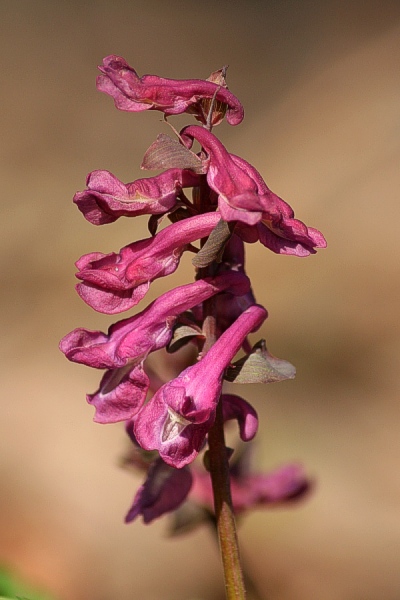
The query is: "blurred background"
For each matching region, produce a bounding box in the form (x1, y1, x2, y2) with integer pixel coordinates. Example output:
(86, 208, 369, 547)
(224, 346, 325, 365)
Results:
(1, 1, 400, 598)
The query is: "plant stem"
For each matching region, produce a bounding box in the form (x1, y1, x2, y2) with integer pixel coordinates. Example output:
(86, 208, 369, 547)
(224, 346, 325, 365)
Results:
(203, 295, 246, 600)
(208, 400, 246, 599)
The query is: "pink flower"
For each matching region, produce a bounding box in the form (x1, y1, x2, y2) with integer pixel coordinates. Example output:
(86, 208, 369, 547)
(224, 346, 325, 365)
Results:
(97, 55, 244, 126)
(134, 305, 267, 468)
(180, 125, 326, 256)
(73, 168, 200, 225)
(75, 211, 221, 314)
(60, 273, 248, 423)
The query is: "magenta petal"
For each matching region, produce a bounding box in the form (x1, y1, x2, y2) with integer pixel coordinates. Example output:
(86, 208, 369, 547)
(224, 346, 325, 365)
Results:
(222, 394, 258, 441)
(307, 227, 327, 248)
(255, 222, 318, 256)
(125, 459, 193, 524)
(73, 170, 128, 225)
(228, 463, 312, 513)
(218, 194, 263, 225)
(76, 281, 150, 314)
(134, 385, 215, 468)
(97, 56, 151, 112)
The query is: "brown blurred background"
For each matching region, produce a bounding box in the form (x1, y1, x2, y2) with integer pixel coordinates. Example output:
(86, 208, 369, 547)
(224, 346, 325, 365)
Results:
(1, 1, 400, 598)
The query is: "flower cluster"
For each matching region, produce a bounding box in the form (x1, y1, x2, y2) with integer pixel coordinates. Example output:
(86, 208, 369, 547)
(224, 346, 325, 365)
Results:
(60, 55, 326, 525)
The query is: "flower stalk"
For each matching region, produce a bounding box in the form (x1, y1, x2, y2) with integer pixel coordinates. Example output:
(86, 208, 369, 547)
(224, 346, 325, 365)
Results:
(208, 379, 246, 599)
(202, 274, 246, 598)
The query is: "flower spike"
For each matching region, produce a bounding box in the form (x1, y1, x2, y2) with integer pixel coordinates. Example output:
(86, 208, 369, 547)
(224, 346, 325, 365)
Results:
(61, 58, 325, 586)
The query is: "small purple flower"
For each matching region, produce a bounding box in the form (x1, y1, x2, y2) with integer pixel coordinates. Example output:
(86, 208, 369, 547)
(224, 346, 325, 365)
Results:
(75, 211, 221, 314)
(125, 458, 193, 524)
(97, 55, 244, 126)
(60, 273, 248, 423)
(73, 168, 201, 225)
(180, 125, 326, 256)
(134, 304, 267, 468)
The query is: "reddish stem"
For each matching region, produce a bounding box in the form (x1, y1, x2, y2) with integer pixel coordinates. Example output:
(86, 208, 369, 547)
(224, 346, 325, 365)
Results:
(203, 294, 246, 600)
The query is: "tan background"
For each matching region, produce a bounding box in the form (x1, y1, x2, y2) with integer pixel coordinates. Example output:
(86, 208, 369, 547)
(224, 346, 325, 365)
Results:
(1, 1, 400, 598)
